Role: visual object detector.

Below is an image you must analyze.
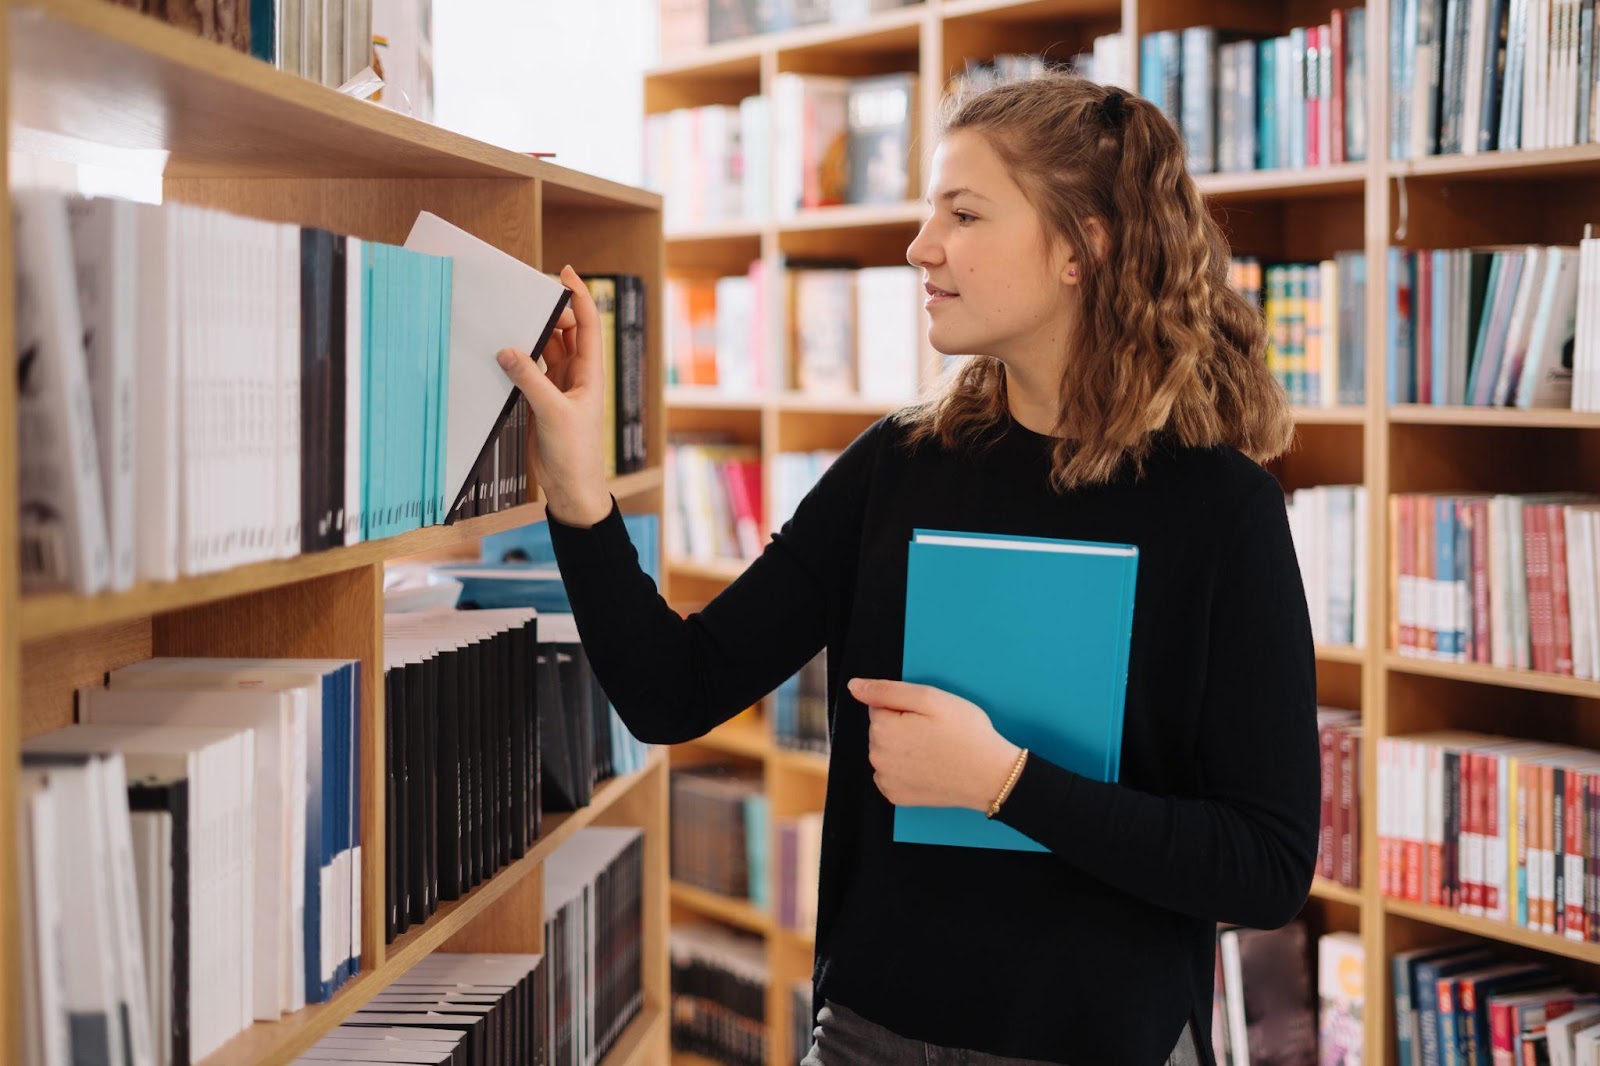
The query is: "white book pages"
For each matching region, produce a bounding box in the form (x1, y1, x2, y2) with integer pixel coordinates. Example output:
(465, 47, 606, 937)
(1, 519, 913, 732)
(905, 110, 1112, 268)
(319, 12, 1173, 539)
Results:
(128, 811, 172, 1066)
(279, 222, 303, 558)
(18, 773, 71, 1066)
(93, 754, 156, 1066)
(401, 211, 570, 522)
(1517, 245, 1581, 408)
(67, 196, 138, 591)
(345, 237, 364, 546)
(134, 204, 182, 582)
(14, 187, 112, 595)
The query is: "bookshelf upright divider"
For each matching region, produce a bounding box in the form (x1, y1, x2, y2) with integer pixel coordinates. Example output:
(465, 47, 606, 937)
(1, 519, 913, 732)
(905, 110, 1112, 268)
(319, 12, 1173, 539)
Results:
(2, 1, 674, 1063)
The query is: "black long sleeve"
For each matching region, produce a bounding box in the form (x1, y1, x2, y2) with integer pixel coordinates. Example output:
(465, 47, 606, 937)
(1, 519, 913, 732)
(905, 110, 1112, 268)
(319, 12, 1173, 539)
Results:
(547, 414, 1320, 1066)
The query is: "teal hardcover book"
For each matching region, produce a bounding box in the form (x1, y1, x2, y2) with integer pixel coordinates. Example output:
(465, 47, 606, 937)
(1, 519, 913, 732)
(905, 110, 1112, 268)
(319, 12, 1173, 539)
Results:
(894, 528, 1139, 851)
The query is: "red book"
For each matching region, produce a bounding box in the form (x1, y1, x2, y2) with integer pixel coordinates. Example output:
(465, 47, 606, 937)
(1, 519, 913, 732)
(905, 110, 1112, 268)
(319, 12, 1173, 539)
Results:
(1340, 727, 1362, 887)
(1306, 26, 1322, 167)
(1564, 762, 1585, 939)
(1330, 8, 1347, 165)
(1320, 724, 1339, 880)
(1398, 496, 1416, 654)
(1548, 504, 1574, 676)
(1463, 750, 1481, 913)
(1484, 753, 1502, 918)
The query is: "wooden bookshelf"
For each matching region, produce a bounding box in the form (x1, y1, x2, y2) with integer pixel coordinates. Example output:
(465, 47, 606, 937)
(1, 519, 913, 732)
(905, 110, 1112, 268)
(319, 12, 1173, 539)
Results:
(0, 2, 672, 1063)
(646, 2, 1600, 1065)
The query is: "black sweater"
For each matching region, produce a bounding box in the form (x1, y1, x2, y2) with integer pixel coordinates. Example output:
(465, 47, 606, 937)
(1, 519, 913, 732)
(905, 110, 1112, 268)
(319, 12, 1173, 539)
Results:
(547, 412, 1321, 1066)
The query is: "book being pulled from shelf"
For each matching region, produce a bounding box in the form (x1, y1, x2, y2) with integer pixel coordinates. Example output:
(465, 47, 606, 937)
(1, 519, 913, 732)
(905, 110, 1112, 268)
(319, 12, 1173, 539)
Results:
(670, 764, 768, 905)
(1141, 12, 1370, 176)
(1387, 0, 1600, 160)
(1287, 485, 1369, 649)
(1378, 732, 1600, 940)
(1391, 942, 1598, 1066)
(1385, 238, 1596, 411)
(10, 192, 573, 596)
(1389, 492, 1600, 677)
(1230, 253, 1369, 409)
(1317, 708, 1364, 890)
(307, 951, 548, 1065)
(669, 922, 768, 1066)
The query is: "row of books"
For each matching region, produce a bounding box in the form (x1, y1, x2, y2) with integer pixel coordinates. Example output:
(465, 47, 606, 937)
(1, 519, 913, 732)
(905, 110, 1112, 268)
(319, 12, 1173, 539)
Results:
(1392, 943, 1600, 1066)
(773, 650, 828, 754)
(670, 766, 769, 904)
(12, 191, 600, 597)
(668, 923, 768, 1066)
(291, 952, 547, 1066)
(20, 657, 364, 1065)
(1389, 0, 1600, 159)
(1386, 237, 1598, 411)
(1141, 13, 1371, 175)
(1230, 254, 1369, 409)
(1318, 709, 1366, 890)
(1209, 923, 1364, 1066)
(1287, 485, 1370, 650)
(381, 608, 543, 941)
(645, 71, 917, 226)
(775, 812, 823, 935)
(666, 264, 924, 404)
(658, 0, 919, 56)
(1377, 733, 1600, 941)
(665, 439, 764, 563)
(1389, 493, 1600, 677)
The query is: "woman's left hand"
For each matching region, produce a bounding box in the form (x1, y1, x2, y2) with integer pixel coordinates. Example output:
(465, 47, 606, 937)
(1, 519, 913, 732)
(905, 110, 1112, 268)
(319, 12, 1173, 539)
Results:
(847, 677, 1023, 812)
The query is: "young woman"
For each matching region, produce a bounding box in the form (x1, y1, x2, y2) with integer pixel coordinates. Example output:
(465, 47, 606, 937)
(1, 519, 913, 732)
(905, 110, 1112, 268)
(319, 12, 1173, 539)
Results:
(497, 75, 1320, 1066)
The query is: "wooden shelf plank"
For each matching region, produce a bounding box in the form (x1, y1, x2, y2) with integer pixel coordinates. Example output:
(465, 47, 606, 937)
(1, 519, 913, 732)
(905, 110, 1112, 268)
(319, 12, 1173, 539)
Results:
(1310, 877, 1363, 907)
(20, 470, 661, 642)
(198, 753, 663, 1066)
(1195, 163, 1369, 201)
(772, 747, 830, 776)
(666, 387, 770, 410)
(1384, 898, 1600, 965)
(1315, 644, 1367, 665)
(645, 3, 927, 78)
(778, 201, 925, 233)
(665, 220, 766, 243)
(688, 714, 774, 759)
(1383, 652, 1600, 699)
(775, 392, 904, 415)
(671, 881, 773, 934)
(1291, 406, 1368, 426)
(668, 556, 752, 583)
(1388, 404, 1600, 429)
(941, 0, 1121, 19)
(1389, 144, 1600, 182)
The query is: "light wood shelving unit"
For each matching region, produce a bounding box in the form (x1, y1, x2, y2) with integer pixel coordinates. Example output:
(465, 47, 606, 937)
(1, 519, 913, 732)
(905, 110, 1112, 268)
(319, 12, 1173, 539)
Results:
(1, 1, 673, 1062)
(646, 1, 1600, 1065)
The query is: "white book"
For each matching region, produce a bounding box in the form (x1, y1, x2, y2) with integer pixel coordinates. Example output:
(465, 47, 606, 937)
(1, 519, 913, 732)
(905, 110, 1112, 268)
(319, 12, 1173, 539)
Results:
(1353, 486, 1368, 648)
(713, 275, 755, 395)
(14, 187, 112, 595)
(1551, 1008, 1600, 1066)
(1575, 237, 1599, 411)
(855, 266, 920, 403)
(1587, 510, 1600, 682)
(279, 222, 303, 558)
(82, 683, 306, 1020)
(18, 772, 71, 1066)
(16, 757, 128, 1066)
(1493, 246, 1550, 406)
(1462, 0, 1491, 153)
(1507, 497, 1532, 670)
(1518, 245, 1582, 408)
(127, 811, 172, 1066)
(401, 212, 571, 521)
(67, 196, 138, 592)
(95, 753, 158, 1066)
(134, 203, 182, 583)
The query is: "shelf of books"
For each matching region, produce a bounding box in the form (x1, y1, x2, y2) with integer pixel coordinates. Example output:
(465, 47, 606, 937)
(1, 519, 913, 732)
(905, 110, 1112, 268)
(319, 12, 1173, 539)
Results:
(4, 1, 678, 1064)
(648, 0, 1600, 1064)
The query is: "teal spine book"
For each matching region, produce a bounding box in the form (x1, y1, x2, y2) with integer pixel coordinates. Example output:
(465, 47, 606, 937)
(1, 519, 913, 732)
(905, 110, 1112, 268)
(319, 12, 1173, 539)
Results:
(894, 528, 1138, 852)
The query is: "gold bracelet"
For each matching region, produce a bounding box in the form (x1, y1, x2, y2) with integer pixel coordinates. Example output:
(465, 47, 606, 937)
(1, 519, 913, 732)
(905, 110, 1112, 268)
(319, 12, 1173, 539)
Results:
(986, 747, 1029, 818)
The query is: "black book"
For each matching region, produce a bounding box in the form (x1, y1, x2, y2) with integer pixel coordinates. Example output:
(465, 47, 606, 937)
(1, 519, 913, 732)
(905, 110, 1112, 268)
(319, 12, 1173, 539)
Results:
(300, 227, 335, 553)
(435, 647, 464, 901)
(405, 658, 428, 928)
(384, 667, 403, 940)
(537, 644, 581, 813)
(421, 653, 440, 918)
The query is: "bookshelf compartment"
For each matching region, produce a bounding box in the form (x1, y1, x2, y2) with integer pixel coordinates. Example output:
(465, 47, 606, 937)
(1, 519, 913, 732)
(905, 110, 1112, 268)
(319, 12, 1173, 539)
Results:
(1317, 654, 1363, 710)
(1383, 668, 1600, 748)
(1210, 193, 1366, 264)
(1383, 899, 1600, 971)
(777, 204, 925, 263)
(771, 8, 926, 78)
(1268, 421, 1365, 489)
(1386, 174, 1600, 252)
(666, 228, 763, 274)
(774, 406, 886, 452)
(1387, 423, 1600, 496)
(645, 60, 763, 115)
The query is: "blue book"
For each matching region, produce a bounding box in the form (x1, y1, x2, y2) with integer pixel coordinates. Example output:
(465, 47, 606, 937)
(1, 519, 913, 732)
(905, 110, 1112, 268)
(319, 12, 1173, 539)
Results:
(894, 528, 1138, 852)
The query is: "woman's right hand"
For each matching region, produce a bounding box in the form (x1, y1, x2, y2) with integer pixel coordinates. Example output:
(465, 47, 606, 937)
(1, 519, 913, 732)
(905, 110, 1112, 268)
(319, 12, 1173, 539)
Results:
(496, 264, 614, 528)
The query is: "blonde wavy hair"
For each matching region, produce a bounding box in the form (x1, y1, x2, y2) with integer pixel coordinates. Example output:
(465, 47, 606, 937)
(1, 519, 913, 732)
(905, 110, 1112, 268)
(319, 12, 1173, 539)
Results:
(892, 73, 1294, 492)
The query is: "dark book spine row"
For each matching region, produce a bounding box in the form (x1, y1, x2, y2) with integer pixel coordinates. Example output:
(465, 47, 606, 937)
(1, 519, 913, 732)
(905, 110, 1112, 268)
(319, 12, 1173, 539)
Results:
(668, 924, 768, 1066)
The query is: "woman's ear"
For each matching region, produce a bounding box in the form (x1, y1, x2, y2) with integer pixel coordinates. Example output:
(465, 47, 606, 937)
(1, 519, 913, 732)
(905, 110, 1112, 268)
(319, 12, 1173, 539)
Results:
(1059, 219, 1110, 287)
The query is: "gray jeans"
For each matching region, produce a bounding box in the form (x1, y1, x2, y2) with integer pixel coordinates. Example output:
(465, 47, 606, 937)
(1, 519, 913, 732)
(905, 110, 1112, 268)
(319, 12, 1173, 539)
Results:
(800, 999, 1205, 1066)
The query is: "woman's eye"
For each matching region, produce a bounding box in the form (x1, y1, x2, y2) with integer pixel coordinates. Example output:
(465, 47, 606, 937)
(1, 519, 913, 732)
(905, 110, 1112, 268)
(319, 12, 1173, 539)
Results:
(953, 211, 976, 225)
